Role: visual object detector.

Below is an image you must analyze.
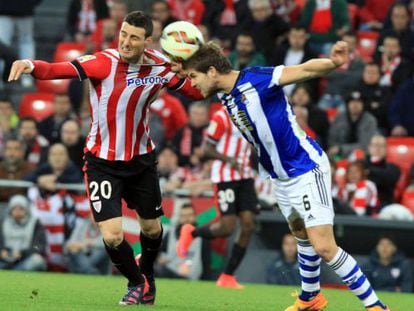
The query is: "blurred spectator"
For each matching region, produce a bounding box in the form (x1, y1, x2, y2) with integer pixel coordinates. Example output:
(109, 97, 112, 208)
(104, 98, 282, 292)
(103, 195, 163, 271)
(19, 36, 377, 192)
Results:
(299, 0, 350, 56)
(0, 138, 35, 203)
(227, 31, 266, 70)
(202, 0, 251, 50)
(358, 0, 395, 31)
(0, 113, 15, 158)
(155, 203, 211, 280)
(147, 19, 163, 51)
(180, 159, 214, 196)
(363, 235, 413, 293)
(375, 3, 414, 61)
(64, 214, 110, 274)
(18, 117, 49, 165)
(376, 35, 414, 92)
(356, 63, 392, 135)
(328, 91, 378, 159)
(0, 98, 19, 131)
(149, 110, 166, 148)
(66, 0, 109, 43)
(318, 31, 365, 111)
(292, 105, 317, 141)
(59, 119, 85, 171)
(0, 195, 47, 271)
(90, 18, 118, 52)
(24, 143, 83, 193)
(290, 84, 329, 149)
(0, 0, 43, 87)
(151, 0, 176, 28)
(90, 0, 127, 53)
(365, 134, 401, 208)
(329, 159, 355, 215)
(150, 90, 188, 143)
(167, 0, 205, 25)
(38, 93, 75, 144)
(173, 101, 209, 167)
(266, 233, 300, 285)
(272, 26, 316, 96)
(339, 160, 379, 216)
(157, 145, 183, 194)
(388, 76, 414, 136)
(272, 0, 301, 24)
(244, 0, 290, 64)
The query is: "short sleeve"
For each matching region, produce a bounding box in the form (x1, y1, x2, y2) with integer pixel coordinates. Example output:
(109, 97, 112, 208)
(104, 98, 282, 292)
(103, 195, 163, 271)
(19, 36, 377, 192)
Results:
(270, 65, 285, 86)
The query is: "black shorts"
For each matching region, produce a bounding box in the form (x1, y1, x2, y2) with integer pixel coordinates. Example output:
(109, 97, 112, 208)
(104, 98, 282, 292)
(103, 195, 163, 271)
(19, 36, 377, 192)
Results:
(215, 179, 259, 216)
(84, 152, 163, 222)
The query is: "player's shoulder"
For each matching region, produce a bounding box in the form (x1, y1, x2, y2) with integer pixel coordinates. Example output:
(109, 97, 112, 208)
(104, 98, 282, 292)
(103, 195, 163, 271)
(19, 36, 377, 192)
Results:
(143, 48, 171, 65)
(99, 49, 121, 60)
(76, 49, 119, 64)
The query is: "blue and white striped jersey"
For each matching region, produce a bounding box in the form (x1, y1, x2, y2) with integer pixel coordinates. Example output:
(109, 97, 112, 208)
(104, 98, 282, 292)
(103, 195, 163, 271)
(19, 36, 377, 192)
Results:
(218, 65, 324, 180)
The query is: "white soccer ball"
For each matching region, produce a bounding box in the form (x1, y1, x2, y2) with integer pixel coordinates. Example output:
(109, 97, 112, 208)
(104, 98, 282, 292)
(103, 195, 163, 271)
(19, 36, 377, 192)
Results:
(160, 21, 204, 62)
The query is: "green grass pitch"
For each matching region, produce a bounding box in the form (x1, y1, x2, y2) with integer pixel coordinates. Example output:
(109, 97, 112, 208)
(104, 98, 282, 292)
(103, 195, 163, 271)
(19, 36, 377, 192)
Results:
(0, 270, 412, 310)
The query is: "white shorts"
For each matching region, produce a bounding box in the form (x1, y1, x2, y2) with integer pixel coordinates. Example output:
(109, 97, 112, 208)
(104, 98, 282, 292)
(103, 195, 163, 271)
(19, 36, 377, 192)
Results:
(272, 156, 334, 228)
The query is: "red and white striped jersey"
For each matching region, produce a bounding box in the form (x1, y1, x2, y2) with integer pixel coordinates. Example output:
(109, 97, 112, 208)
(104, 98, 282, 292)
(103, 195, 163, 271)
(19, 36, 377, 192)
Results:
(340, 179, 379, 216)
(31, 48, 202, 161)
(207, 107, 254, 183)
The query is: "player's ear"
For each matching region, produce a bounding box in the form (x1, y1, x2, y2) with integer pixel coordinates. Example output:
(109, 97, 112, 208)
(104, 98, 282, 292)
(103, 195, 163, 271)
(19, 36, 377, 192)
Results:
(207, 66, 217, 78)
(145, 36, 153, 45)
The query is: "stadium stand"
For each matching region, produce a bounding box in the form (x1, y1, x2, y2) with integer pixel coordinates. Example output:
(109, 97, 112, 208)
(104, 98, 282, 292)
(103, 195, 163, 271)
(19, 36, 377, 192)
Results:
(19, 92, 55, 122)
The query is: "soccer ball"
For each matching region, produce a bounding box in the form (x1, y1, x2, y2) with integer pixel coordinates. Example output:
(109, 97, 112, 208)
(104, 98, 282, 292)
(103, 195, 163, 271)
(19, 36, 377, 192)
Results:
(160, 21, 204, 62)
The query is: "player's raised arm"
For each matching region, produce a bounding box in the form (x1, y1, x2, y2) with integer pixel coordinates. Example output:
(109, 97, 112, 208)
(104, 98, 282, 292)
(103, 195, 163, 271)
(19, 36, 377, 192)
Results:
(278, 41, 349, 86)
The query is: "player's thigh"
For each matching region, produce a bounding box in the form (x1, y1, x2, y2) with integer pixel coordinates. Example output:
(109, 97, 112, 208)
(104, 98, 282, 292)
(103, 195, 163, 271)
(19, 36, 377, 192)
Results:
(215, 182, 238, 216)
(236, 179, 259, 215)
(84, 164, 123, 222)
(123, 165, 163, 220)
(288, 167, 334, 228)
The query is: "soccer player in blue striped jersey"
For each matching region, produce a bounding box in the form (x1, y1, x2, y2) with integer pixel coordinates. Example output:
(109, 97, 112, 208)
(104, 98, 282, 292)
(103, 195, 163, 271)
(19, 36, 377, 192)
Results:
(181, 42, 390, 311)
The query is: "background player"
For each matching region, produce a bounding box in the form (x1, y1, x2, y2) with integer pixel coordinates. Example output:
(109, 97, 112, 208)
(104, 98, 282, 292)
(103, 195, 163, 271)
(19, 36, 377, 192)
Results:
(8, 11, 202, 305)
(177, 106, 258, 289)
(180, 42, 390, 311)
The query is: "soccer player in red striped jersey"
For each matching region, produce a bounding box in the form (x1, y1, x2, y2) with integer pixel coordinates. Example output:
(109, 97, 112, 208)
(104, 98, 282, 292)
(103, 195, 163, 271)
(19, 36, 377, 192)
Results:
(9, 11, 203, 305)
(177, 106, 259, 289)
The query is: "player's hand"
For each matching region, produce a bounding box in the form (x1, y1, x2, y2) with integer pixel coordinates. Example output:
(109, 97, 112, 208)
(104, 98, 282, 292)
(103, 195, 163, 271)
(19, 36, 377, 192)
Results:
(171, 62, 187, 79)
(330, 41, 349, 68)
(8, 60, 34, 82)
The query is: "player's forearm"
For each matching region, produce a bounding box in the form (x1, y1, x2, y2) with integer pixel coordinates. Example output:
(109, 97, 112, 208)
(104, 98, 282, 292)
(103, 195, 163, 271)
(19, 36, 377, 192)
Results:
(31, 60, 79, 80)
(302, 58, 338, 79)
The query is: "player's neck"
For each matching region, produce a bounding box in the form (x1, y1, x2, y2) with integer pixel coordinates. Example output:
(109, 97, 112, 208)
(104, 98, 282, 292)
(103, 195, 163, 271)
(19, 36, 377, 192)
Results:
(220, 70, 240, 94)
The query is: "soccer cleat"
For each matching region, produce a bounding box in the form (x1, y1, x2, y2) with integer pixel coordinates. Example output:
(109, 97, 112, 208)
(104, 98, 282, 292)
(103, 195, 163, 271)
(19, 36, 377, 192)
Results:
(176, 224, 195, 258)
(119, 276, 149, 305)
(216, 273, 245, 289)
(135, 254, 156, 305)
(366, 306, 391, 311)
(284, 292, 328, 311)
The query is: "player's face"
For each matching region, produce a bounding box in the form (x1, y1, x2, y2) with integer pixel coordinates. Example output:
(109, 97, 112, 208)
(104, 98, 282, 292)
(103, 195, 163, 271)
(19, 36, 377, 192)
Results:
(118, 22, 152, 63)
(187, 68, 218, 97)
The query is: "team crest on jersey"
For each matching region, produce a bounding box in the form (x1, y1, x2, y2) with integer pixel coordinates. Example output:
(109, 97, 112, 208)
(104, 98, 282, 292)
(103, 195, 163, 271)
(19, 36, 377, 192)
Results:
(77, 55, 96, 63)
(92, 201, 102, 213)
(127, 76, 168, 87)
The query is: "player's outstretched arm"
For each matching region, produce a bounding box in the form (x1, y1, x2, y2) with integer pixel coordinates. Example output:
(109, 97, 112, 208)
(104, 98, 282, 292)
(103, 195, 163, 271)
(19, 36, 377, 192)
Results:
(278, 41, 349, 86)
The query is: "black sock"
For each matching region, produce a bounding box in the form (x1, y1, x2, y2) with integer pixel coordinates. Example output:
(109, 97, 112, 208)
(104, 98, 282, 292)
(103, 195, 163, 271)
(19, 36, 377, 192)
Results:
(104, 238, 144, 286)
(224, 243, 246, 275)
(140, 226, 163, 280)
(192, 225, 216, 239)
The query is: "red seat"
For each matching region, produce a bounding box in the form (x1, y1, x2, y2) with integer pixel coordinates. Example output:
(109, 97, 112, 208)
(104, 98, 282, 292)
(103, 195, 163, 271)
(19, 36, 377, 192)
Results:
(356, 31, 379, 62)
(325, 107, 338, 123)
(386, 137, 414, 200)
(53, 42, 86, 62)
(36, 79, 70, 93)
(401, 188, 414, 214)
(19, 92, 55, 122)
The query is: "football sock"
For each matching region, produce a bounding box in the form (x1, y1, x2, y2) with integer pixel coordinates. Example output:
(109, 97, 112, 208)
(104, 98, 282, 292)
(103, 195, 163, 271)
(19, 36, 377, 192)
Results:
(139, 226, 163, 280)
(192, 225, 216, 239)
(297, 238, 321, 301)
(328, 247, 379, 307)
(224, 243, 246, 275)
(104, 238, 144, 286)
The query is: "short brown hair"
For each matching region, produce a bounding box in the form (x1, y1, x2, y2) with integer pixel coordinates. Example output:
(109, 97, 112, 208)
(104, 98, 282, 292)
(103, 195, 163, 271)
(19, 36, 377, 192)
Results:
(183, 42, 232, 74)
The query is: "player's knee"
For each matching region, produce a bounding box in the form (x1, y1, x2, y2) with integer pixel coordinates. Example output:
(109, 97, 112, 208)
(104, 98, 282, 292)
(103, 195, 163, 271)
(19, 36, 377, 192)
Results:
(240, 220, 254, 236)
(313, 244, 337, 261)
(289, 218, 307, 239)
(103, 234, 123, 247)
(141, 222, 162, 239)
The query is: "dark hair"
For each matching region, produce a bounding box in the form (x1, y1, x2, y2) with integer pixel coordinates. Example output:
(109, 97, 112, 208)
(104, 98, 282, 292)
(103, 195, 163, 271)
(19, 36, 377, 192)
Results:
(183, 42, 232, 74)
(124, 11, 153, 38)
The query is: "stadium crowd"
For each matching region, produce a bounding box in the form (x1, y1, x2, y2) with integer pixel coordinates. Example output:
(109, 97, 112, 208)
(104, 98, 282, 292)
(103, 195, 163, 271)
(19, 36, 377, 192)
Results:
(0, 0, 413, 293)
